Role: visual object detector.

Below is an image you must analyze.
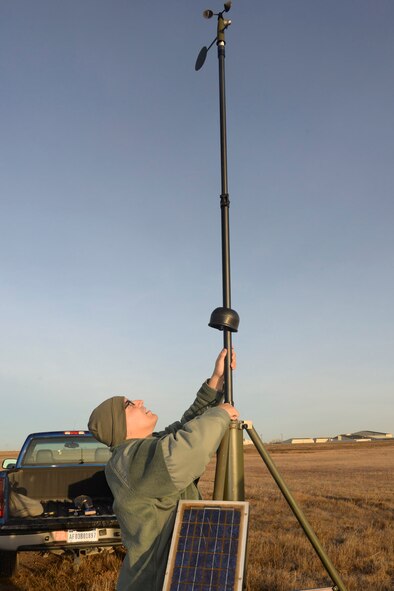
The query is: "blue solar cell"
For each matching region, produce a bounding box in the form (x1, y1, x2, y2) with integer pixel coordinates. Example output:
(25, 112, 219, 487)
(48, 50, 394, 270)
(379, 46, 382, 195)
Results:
(223, 538, 233, 553)
(191, 537, 201, 551)
(180, 567, 189, 583)
(180, 523, 189, 536)
(172, 567, 181, 582)
(208, 509, 220, 523)
(213, 553, 222, 568)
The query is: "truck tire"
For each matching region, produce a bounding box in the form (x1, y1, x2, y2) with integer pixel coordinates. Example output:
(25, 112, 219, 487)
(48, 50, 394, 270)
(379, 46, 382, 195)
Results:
(0, 550, 18, 578)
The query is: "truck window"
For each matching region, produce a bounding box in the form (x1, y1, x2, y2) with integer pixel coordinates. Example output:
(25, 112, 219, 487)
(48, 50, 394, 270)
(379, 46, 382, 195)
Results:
(22, 437, 111, 465)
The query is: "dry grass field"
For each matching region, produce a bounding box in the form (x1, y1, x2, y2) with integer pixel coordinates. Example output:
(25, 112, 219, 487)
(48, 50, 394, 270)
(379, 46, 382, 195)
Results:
(0, 441, 393, 591)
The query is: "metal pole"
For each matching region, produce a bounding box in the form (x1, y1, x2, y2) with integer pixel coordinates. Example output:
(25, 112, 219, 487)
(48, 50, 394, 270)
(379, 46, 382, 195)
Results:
(217, 16, 233, 405)
(212, 13, 244, 501)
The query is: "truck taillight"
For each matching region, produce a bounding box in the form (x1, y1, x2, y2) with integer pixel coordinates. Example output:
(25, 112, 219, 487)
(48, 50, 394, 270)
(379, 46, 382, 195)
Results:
(64, 431, 85, 435)
(0, 478, 4, 519)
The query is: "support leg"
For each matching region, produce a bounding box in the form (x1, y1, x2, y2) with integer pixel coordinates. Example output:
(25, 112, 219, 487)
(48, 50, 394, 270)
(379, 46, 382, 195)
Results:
(243, 421, 348, 591)
(213, 427, 230, 500)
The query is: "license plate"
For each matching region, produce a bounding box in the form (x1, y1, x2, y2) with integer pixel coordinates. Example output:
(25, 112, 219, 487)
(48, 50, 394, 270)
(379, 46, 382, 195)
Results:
(67, 529, 99, 543)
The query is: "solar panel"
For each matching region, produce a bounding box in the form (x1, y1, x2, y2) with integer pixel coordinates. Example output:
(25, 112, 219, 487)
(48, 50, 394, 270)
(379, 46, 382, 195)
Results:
(163, 500, 249, 591)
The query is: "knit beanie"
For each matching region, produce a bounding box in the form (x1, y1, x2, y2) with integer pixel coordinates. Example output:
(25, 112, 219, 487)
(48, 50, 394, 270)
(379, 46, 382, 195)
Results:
(88, 396, 127, 448)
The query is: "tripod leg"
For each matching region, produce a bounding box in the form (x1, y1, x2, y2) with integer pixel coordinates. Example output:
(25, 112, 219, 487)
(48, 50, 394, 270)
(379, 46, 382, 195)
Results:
(213, 427, 230, 500)
(244, 422, 348, 591)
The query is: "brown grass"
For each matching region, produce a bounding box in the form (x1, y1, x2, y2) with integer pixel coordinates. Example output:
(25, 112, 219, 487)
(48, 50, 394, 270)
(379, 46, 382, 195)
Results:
(1, 441, 393, 591)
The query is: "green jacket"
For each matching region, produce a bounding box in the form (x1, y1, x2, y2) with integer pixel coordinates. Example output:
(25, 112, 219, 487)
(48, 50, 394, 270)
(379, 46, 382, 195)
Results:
(105, 381, 230, 591)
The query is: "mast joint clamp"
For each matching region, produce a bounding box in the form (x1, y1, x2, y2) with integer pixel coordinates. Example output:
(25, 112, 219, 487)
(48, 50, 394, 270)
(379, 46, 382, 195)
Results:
(220, 193, 230, 207)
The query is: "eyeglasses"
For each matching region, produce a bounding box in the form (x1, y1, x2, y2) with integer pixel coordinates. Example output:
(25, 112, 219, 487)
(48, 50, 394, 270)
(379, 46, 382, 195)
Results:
(124, 399, 135, 409)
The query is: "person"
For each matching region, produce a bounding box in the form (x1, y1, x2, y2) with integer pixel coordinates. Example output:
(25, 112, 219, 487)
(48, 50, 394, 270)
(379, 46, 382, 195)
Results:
(88, 348, 239, 591)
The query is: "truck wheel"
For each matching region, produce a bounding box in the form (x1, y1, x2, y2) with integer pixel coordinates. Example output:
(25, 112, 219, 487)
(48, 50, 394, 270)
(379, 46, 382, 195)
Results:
(0, 551, 18, 578)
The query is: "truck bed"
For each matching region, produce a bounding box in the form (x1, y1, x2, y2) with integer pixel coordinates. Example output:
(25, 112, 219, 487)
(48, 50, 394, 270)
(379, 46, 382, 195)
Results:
(8, 465, 112, 502)
(6, 465, 116, 530)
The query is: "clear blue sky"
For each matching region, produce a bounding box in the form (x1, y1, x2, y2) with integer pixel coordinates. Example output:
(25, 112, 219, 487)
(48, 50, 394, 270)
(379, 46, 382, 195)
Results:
(1, 1, 393, 449)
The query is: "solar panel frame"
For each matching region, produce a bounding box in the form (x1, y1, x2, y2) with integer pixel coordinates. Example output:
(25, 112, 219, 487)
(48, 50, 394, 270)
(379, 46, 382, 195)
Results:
(163, 500, 249, 591)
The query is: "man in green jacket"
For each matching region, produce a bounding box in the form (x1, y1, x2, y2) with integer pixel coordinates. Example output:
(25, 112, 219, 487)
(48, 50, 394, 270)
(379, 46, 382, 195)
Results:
(88, 348, 239, 591)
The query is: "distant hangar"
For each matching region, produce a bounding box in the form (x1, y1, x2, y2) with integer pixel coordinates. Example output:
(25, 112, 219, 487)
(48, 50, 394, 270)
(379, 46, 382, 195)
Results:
(280, 430, 393, 444)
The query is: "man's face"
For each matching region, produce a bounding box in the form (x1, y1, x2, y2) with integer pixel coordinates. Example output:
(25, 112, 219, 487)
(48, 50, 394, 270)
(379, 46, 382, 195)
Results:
(124, 398, 158, 435)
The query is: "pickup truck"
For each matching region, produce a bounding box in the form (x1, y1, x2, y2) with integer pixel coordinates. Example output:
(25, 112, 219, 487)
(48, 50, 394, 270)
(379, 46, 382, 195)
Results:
(0, 431, 122, 577)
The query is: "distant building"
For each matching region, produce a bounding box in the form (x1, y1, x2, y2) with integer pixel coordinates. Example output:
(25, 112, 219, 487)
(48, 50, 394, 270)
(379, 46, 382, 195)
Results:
(279, 430, 393, 444)
(331, 434, 371, 442)
(351, 430, 393, 440)
(332, 430, 392, 442)
(282, 437, 315, 444)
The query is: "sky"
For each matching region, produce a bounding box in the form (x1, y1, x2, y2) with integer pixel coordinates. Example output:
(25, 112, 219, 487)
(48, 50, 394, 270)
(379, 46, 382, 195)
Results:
(1, 1, 393, 449)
